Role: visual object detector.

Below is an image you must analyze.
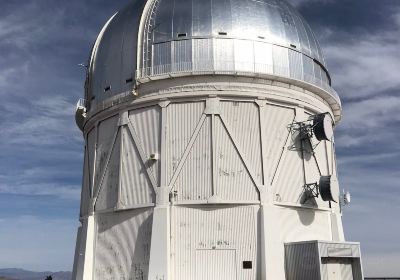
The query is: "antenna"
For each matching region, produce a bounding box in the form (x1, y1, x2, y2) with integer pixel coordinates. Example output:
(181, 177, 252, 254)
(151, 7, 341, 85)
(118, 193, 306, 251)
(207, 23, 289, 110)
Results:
(303, 175, 337, 203)
(340, 189, 351, 207)
(313, 113, 334, 141)
(288, 112, 334, 147)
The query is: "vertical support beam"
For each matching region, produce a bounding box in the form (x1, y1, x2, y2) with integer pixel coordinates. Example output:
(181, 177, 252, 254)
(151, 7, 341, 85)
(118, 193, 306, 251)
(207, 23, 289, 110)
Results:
(261, 204, 287, 280)
(148, 100, 171, 280)
(330, 212, 345, 241)
(81, 215, 95, 280)
(211, 113, 216, 196)
(205, 97, 220, 198)
(256, 100, 268, 187)
(148, 205, 171, 280)
(89, 122, 99, 213)
(116, 111, 128, 210)
(159, 100, 170, 190)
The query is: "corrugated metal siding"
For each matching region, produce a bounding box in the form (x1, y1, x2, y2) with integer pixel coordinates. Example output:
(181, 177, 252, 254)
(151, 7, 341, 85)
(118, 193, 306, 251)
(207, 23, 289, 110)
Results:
(171, 206, 259, 280)
(285, 242, 320, 280)
(215, 116, 258, 201)
(272, 45, 289, 77)
(303, 56, 315, 84)
(166, 102, 205, 184)
(303, 135, 330, 207)
(87, 128, 96, 198)
(303, 139, 322, 189)
(234, 39, 254, 73)
(129, 106, 161, 186)
(96, 130, 120, 211)
(262, 104, 295, 184)
(172, 40, 192, 72)
(289, 50, 303, 81)
(192, 39, 214, 71)
(254, 42, 273, 74)
(220, 101, 263, 185)
(80, 147, 90, 216)
(214, 39, 234, 71)
(94, 115, 119, 197)
(173, 117, 212, 201)
(119, 127, 155, 207)
(313, 139, 329, 176)
(94, 208, 153, 280)
(153, 42, 172, 75)
(195, 250, 237, 280)
(272, 132, 304, 203)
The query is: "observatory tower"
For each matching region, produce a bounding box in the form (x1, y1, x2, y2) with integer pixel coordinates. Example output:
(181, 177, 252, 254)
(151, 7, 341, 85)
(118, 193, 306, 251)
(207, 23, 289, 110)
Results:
(73, 0, 363, 279)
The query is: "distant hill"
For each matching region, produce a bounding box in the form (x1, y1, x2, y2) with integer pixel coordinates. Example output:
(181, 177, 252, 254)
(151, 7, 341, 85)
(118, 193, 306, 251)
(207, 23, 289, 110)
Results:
(0, 268, 71, 280)
(0, 277, 16, 280)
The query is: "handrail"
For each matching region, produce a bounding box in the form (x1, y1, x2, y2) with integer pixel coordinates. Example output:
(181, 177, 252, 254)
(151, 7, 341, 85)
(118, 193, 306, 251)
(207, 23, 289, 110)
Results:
(136, 60, 340, 102)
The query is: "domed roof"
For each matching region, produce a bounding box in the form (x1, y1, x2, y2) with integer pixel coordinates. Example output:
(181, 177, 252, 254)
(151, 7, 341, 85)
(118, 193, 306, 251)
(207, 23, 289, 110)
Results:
(86, 0, 338, 111)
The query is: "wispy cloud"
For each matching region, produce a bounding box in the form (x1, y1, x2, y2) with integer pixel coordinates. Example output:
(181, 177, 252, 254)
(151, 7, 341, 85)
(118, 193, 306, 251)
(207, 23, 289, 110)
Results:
(0, 94, 83, 200)
(326, 37, 400, 99)
(0, 95, 82, 147)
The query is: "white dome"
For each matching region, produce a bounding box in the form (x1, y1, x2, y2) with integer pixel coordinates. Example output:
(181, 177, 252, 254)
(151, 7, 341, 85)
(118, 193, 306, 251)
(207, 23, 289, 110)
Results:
(86, 0, 338, 108)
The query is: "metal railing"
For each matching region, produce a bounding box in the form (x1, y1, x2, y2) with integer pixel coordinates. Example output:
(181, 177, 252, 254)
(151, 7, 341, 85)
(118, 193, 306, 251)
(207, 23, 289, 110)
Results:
(137, 60, 340, 102)
(76, 98, 87, 109)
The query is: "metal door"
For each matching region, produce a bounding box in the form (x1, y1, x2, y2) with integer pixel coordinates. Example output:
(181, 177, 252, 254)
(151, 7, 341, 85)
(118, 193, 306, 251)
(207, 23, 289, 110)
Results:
(195, 249, 237, 280)
(340, 259, 353, 280)
(323, 258, 354, 280)
(326, 261, 341, 280)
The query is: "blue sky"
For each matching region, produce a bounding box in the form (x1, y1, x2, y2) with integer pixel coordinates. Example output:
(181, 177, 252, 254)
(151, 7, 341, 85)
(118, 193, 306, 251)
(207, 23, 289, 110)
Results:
(0, 0, 399, 276)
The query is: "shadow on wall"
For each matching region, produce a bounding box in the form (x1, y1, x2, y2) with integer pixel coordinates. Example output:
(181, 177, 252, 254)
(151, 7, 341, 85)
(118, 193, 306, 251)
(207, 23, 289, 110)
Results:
(130, 212, 153, 279)
(296, 208, 315, 226)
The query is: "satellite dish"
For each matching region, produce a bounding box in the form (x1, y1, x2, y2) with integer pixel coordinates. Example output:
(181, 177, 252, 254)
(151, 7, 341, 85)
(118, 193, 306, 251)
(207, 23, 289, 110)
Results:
(313, 113, 333, 141)
(319, 175, 336, 202)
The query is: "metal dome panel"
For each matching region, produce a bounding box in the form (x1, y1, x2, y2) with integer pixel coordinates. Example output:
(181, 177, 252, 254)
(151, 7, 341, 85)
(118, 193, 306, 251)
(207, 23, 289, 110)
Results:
(138, 0, 332, 89)
(86, 0, 340, 115)
(87, 0, 147, 103)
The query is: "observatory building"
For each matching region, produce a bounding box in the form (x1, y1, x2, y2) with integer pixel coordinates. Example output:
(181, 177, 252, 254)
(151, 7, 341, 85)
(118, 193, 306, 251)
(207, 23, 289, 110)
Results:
(73, 0, 363, 279)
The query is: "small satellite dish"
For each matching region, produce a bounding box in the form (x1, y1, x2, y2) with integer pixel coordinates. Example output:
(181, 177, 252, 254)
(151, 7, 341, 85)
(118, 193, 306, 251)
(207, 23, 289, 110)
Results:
(319, 175, 336, 202)
(313, 113, 333, 141)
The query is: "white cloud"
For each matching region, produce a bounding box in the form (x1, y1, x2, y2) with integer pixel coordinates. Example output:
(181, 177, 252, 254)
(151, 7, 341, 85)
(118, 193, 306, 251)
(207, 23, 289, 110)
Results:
(0, 95, 82, 147)
(334, 95, 400, 148)
(323, 10, 400, 99)
(0, 94, 83, 200)
(341, 96, 400, 129)
(0, 183, 81, 200)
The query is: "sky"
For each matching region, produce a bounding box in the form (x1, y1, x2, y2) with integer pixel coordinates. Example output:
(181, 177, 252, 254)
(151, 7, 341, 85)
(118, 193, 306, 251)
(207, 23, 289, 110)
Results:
(0, 0, 399, 277)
